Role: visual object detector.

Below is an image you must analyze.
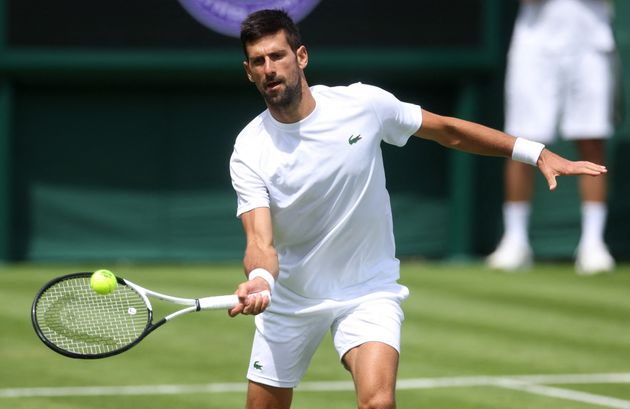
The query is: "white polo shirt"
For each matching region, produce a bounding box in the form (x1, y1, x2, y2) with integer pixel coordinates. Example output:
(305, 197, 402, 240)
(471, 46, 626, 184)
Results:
(230, 83, 422, 301)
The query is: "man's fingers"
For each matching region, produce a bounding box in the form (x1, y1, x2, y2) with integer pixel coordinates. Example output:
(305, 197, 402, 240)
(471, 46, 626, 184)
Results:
(540, 157, 607, 192)
(584, 163, 607, 175)
(228, 304, 244, 317)
(229, 290, 271, 317)
(242, 291, 271, 315)
(546, 173, 558, 191)
(568, 161, 607, 176)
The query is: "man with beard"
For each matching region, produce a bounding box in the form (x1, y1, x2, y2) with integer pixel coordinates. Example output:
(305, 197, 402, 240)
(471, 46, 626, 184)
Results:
(227, 9, 607, 409)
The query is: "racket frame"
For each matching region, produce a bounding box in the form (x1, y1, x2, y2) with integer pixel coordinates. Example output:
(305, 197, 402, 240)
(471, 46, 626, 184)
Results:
(31, 272, 240, 359)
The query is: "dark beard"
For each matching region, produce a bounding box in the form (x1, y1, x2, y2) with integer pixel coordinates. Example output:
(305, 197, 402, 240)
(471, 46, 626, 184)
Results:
(263, 75, 303, 109)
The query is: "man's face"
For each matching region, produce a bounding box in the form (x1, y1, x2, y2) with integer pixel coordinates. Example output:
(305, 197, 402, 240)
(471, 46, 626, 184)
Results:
(243, 31, 307, 109)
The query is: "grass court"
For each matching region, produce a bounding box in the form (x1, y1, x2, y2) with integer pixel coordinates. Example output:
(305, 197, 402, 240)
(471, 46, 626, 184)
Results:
(1, 261, 629, 408)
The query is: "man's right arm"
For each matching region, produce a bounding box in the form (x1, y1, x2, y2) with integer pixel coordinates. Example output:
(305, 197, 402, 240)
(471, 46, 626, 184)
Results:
(228, 207, 278, 317)
(242, 207, 279, 276)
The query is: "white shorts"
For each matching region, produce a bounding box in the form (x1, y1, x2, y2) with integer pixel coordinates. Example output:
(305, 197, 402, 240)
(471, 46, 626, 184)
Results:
(246, 292, 406, 388)
(504, 48, 615, 142)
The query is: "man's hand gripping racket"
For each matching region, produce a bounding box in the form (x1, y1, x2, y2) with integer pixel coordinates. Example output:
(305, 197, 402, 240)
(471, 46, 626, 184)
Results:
(31, 272, 270, 359)
(229, 275, 272, 317)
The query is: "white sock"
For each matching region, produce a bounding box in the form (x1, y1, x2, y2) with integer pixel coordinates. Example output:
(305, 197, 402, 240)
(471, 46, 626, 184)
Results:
(579, 201, 608, 248)
(502, 202, 531, 247)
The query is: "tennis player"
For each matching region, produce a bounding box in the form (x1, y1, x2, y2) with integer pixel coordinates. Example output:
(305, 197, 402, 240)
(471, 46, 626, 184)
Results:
(227, 9, 607, 409)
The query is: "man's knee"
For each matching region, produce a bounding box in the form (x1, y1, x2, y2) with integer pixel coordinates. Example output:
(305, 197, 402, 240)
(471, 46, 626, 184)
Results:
(357, 390, 396, 409)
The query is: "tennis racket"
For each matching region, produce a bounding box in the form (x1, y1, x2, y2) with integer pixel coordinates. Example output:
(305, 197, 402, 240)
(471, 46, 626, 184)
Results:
(31, 272, 266, 359)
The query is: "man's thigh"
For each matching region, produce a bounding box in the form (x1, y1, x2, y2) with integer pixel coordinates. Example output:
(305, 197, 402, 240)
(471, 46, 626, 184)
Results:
(561, 51, 615, 139)
(247, 309, 332, 388)
(504, 49, 561, 142)
(342, 342, 399, 408)
(332, 297, 404, 362)
(246, 380, 293, 409)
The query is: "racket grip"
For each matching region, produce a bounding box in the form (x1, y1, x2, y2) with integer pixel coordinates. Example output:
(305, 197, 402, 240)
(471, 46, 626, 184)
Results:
(197, 290, 271, 310)
(198, 294, 239, 310)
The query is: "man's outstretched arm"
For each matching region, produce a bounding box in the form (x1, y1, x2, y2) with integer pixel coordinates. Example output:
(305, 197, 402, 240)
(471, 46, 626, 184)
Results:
(415, 109, 607, 190)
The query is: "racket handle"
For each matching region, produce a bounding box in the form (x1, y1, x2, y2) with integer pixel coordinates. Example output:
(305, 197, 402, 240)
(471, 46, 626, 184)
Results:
(197, 290, 271, 310)
(198, 294, 239, 310)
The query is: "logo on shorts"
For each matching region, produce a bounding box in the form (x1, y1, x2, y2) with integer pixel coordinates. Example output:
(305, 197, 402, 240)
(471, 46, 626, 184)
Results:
(253, 360, 263, 371)
(348, 134, 362, 145)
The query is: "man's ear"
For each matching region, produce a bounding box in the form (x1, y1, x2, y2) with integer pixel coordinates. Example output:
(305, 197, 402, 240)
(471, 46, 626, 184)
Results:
(243, 61, 254, 82)
(296, 45, 308, 69)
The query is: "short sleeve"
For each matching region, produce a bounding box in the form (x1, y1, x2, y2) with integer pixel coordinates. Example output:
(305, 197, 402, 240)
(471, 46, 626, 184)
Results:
(357, 84, 423, 147)
(229, 148, 270, 218)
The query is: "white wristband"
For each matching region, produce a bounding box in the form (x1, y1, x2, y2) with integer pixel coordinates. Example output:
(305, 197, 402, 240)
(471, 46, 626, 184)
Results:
(248, 268, 275, 293)
(511, 137, 545, 166)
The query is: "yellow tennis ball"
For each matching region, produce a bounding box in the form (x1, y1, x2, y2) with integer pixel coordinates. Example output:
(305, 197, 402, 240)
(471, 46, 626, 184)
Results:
(90, 269, 117, 295)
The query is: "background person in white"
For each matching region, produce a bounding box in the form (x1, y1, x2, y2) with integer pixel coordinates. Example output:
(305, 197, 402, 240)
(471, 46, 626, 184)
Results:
(487, 0, 617, 274)
(227, 9, 607, 409)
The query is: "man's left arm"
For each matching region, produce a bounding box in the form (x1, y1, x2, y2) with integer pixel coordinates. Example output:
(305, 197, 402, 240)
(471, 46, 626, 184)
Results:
(414, 109, 608, 190)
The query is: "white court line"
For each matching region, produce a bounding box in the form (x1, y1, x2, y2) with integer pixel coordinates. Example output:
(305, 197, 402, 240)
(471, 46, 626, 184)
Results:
(0, 383, 247, 398)
(498, 379, 630, 409)
(395, 373, 630, 390)
(2, 372, 630, 409)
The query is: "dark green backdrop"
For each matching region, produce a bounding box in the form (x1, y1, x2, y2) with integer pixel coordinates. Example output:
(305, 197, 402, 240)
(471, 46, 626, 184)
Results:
(0, 0, 628, 262)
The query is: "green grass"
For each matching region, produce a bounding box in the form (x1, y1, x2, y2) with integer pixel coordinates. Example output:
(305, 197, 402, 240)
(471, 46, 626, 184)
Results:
(1, 261, 629, 408)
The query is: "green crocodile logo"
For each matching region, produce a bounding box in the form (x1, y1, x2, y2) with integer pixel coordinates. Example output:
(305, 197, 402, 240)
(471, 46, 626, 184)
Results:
(348, 134, 362, 145)
(253, 361, 263, 370)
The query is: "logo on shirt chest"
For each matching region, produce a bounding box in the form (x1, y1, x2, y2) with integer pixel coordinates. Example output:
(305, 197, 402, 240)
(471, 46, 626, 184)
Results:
(348, 134, 362, 145)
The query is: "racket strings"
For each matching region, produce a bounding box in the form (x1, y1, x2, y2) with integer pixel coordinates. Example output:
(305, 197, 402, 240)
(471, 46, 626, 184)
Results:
(34, 277, 149, 355)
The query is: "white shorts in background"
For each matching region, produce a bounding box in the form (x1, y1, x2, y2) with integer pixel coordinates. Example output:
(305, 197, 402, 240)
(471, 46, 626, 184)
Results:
(246, 294, 406, 388)
(504, 48, 615, 142)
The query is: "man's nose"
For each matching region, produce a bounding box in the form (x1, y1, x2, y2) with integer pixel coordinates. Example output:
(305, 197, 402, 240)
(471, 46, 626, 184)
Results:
(263, 58, 276, 75)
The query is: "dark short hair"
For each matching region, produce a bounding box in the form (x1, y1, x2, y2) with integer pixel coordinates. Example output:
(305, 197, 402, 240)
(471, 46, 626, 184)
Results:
(240, 9, 302, 58)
